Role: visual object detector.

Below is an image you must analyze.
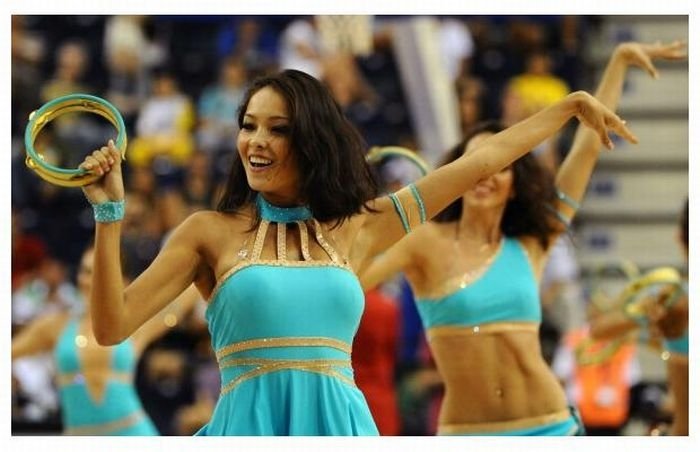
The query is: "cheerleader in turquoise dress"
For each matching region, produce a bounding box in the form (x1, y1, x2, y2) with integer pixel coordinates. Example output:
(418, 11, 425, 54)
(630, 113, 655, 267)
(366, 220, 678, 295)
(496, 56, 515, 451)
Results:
(78, 69, 635, 435)
(12, 246, 200, 435)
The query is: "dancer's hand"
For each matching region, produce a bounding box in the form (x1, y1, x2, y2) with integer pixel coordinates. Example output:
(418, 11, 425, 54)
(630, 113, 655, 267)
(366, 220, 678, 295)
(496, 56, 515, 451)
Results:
(79, 139, 125, 204)
(568, 91, 638, 150)
(615, 40, 687, 79)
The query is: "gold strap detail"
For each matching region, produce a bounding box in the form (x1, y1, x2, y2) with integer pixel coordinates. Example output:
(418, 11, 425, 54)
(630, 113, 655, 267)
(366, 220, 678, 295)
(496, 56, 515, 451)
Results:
(437, 408, 571, 435)
(215, 336, 352, 361)
(415, 239, 505, 300)
(220, 358, 355, 396)
(65, 409, 146, 435)
(277, 223, 287, 260)
(208, 260, 353, 303)
(297, 220, 313, 261)
(251, 220, 269, 260)
(427, 322, 539, 341)
(312, 219, 340, 263)
(56, 370, 133, 387)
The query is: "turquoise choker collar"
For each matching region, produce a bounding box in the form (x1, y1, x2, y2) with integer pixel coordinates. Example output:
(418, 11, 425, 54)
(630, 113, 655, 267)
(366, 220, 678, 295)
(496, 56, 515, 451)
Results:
(256, 194, 312, 223)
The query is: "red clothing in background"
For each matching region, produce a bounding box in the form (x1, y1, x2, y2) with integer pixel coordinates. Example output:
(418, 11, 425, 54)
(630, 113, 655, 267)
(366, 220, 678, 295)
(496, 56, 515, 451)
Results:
(352, 289, 401, 435)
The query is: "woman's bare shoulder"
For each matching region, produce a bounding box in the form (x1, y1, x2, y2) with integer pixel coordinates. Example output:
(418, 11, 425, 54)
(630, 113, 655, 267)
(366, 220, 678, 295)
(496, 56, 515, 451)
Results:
(180, 208, 255, 236)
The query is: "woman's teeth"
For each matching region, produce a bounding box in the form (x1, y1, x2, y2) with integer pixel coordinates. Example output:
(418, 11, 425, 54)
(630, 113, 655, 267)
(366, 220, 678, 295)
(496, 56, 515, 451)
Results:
(249, 156, 273, 168)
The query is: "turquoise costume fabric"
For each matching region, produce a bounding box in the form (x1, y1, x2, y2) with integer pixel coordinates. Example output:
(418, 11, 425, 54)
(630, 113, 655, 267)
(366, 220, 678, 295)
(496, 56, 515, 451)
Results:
(54, 319, 158, 435)
(195, 196, 378, 436)
(415, 237, 541, 328)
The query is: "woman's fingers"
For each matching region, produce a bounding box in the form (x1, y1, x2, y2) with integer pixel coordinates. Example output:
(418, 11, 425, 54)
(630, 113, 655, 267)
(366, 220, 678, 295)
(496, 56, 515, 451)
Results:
(652, 40, 687, 60)
(638, 51, 659, 79)
(80, 140, 121, 175)
(606, 115, 638, 145)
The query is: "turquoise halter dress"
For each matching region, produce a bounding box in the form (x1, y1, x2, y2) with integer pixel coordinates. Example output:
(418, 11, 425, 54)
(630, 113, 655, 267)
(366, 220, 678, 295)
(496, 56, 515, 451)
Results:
(53, 318, 158, 435)
(195, 196, 378, 436)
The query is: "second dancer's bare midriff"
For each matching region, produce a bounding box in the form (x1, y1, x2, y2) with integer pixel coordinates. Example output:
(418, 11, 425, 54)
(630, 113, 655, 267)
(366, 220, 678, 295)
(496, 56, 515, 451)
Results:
(429, 328, 568, 425)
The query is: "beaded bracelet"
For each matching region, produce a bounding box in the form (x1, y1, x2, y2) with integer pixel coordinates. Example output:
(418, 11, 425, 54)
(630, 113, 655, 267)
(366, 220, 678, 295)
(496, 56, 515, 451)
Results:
(90, 200, 125, 223)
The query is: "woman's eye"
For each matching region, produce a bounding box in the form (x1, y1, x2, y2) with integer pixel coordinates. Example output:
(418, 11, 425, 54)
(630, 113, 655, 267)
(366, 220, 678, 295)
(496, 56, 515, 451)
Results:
(241, 123, 255, 131)
(272, 126, 290, 135)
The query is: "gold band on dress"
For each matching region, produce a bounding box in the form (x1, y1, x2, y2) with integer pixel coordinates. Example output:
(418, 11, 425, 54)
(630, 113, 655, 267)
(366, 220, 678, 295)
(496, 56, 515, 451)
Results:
(56, 370, 133, 387)
(437, 408, 571, 435)
(215, 336, 352, 361)
(65, 409, 146, 435)
(219, 357, 356, 395)
(427, 322, 539, 341)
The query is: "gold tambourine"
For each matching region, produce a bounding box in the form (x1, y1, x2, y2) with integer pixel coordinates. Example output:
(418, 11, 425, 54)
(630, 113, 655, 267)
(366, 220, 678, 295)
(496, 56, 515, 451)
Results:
(366, 146, 431, 177)
(621, 266, 684, 320)
(24, 93, 127, 187)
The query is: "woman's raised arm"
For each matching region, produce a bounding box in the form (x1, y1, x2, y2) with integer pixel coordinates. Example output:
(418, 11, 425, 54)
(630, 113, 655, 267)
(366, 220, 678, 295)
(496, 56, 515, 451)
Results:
(359, 91, 638, 261)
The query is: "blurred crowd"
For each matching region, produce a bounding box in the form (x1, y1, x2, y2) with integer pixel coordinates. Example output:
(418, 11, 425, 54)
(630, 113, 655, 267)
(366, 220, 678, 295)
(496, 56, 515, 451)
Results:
(12, 15, 674, 436)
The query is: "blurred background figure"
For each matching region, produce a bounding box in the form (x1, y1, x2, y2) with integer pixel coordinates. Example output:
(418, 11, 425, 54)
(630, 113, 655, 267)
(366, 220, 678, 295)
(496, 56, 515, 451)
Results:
(129, 68, 195, 168)
(196, 56, 247, 156)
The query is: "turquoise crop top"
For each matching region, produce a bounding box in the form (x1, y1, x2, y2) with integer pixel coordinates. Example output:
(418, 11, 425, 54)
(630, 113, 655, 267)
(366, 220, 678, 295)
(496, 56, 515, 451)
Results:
(415, 237, 541, 332)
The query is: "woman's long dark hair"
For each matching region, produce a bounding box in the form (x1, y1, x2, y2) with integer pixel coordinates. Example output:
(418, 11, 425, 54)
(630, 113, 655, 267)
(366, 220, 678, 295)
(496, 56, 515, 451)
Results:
(216, 69, 378, 226)
(433, 121, 559, 249)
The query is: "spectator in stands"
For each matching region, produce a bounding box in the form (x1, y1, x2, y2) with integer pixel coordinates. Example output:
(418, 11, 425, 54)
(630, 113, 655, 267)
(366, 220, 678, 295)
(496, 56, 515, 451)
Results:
(129, 69, 196, 168)
(552, 320, 641, 435)
(352, 288, 402, 435)
(196, 57, 248, 156)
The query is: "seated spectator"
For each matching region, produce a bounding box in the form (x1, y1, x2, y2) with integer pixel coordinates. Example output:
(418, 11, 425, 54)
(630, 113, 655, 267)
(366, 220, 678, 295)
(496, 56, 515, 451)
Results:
(129, 69, 195, 168)
(196, 57, 247, 156)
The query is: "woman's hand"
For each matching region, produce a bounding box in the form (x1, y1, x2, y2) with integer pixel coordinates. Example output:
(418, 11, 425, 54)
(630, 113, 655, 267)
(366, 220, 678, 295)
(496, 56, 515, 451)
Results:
(615, 40, 687, 79)
(568, 91, 638, 150)
(79, 139, 125, 204)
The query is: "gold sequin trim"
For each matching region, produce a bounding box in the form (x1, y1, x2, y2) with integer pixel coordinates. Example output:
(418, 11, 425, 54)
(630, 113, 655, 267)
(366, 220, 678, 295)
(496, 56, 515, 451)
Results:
(277, 223, 287, 260)
(215, 336, 352, 361)
(297, 220, 313, 261)
(437, 408, 571, 435)
(416, 239, 505, 300)
(57, 370, 133, 387)
(251, 220, 269, 260)
(312, 219, 340, 263)
(208, 260, 353, 303)
(426, 322, 539, 341)
(64, 409, 147, 435)
(219, 358, 356, 396)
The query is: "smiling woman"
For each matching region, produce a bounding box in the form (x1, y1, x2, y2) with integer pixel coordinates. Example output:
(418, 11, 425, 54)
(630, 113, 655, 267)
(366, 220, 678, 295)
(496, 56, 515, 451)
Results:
(75, 68, 635, 436)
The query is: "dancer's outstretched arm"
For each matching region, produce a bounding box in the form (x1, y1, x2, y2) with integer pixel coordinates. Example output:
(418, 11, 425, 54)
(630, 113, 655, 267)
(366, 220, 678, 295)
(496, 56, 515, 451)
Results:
(359, 91, 638, 262)
(550, 41, 686, 237)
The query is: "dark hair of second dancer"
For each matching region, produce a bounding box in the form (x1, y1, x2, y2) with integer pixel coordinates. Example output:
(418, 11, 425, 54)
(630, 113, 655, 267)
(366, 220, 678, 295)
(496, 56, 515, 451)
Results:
(217, 69, 378, 226)
(433, 121, 559, 248)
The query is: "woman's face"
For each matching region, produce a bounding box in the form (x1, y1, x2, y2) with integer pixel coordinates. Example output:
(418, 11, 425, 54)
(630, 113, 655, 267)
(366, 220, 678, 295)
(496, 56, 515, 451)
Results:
(237, 86, 301, 205)
(462, 132, 515, 210)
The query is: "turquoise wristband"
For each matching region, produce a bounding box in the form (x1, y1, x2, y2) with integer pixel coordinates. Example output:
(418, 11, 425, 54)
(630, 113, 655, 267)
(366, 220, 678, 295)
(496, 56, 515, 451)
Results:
(91, 200, 125, 223)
